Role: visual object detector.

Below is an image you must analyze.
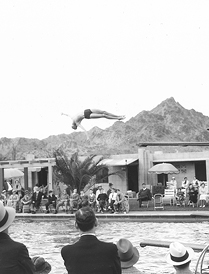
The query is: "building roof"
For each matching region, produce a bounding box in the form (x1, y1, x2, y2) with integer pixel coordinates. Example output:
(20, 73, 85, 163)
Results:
(99, 158, 138, 166)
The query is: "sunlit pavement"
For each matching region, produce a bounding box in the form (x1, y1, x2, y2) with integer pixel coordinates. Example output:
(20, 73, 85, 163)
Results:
(15, 209, 209, 222)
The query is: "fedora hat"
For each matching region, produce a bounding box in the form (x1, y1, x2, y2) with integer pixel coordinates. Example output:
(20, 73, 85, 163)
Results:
(0, 200, 16, 232)
(117, 238, 140, 269)
(166, 242, 194, 266)
(32, 256, 51, 274)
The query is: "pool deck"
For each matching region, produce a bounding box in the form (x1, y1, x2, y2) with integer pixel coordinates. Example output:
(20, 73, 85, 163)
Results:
(15, 209, 209, 222)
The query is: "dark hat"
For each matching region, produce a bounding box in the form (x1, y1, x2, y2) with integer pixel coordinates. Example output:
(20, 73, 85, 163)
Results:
(117, 238, 140, 269)
(0, 201, 16, 232)
(32, 256, 51, 274)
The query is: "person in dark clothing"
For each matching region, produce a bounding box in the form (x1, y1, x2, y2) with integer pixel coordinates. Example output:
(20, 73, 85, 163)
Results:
(78, 190, 89, 208)
(45, 190, 57, 213)
(188, 183, 198, 207)
(61, 206, 121, 274)
(107, 183, 114, 198)
(137, 183, 152, 207)
(97, 188, 108, 213)
(31, 186, 43, 213)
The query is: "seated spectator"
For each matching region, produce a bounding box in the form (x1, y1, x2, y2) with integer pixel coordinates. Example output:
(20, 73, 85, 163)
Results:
(107, 183, 114, 198)
(78, 190, 89, 208)
(136, 183, 152, 208)
(19, 190, 32, 213)
(0, 200, 36, 274)
(32, 256, 51, 274)
(187, 183, 198, 207)
(175, 188, 185, 206)
(7, 190, 19, 211)
(97, 188, 108, 213)
(199, 182, 208, 208)
(45, 190, 57, 213)
(39, 185, 48, 199)
(69, 189, 80, 213)
(88, 189, 96, 210)
(166, 242, 194, 274)
(108, 188, 117, 213)
(31, 186, 43, 214)
(0, 190, 7, 206)
(0, 200, 51, 274)
(114, 189, 125, 213)
(54, 189, 70, 214)
(123, 194, 130, 214)
(117, 238, 140, 273)
(61, 206, 121, 274)
(95, 185, 102, 209)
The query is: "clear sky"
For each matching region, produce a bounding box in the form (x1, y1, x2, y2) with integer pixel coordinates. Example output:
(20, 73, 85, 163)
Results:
(0, 0, 209, 140)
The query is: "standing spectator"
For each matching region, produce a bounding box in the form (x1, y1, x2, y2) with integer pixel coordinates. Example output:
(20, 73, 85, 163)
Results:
(31, 186, 43, 214)
(199, 182, 208, 208)
(169, 177, 177, 193)
(0, 200, 36, 274)
(117, 238, 140, 274)
(109, 188, 117, 213)
(166, 242, 194, 274)
(45, 190, 57, 213)
(5, 180, 13, 196)
(88, 189, 96, 210)
(182, 177, 189, 190)
(54, 189, 70, 214)
(192, 176, 199, 187)
(136, 183, 152, 208)
(61, 206, 121, 274)
(97, 188, 108, 213)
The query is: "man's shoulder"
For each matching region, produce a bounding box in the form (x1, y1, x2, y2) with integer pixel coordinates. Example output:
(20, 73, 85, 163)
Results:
(61, 238, 117, 252)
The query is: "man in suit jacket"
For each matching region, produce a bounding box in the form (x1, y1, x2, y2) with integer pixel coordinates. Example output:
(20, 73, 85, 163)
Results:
(31, 186, 43, 213)
(61, 206, 121, 274)
(0, 200, 35, 274)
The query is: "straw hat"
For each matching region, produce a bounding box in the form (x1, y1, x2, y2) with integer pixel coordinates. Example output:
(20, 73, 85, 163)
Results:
(32, 256, 51, 274)
(117, 238, 140, 269)
(0, 200, 16, 232)
(166, 242, 194, 266)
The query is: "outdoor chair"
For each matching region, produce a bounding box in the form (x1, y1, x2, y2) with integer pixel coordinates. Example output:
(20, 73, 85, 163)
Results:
(162, 189, 176, 206)
(153, 193, 164, 210)
(141, 200, 150, 208)
(22, 204, 31, 213)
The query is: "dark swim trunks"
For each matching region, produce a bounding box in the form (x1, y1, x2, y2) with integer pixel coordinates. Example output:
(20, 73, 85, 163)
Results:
(84, 109, 92, 119)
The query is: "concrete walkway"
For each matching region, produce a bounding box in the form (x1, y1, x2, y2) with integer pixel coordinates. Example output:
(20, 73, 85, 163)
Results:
(15, 209, 209, 222)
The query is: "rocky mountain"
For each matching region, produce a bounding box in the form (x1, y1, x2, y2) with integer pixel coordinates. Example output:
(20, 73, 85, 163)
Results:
(1, 97, 209, 159)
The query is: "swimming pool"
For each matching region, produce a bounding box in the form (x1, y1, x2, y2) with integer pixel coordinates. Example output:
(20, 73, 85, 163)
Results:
(10, 220, 209, 274)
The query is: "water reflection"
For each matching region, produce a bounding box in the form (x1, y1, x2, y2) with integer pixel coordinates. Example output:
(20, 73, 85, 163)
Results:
(9, 220, 209, 274)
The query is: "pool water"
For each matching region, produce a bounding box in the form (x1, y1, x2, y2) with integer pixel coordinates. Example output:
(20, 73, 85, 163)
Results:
(10, 220, 209, 274)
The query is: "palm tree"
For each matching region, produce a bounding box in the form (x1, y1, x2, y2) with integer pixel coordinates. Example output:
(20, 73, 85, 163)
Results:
(53, 148, 120, 193)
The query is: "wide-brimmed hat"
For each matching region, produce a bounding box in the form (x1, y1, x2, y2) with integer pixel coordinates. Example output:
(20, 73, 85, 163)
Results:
(32, 256, 51, 274)
(0, 200, 16, 232)
(117, 238, 140, 269)
(166, 242, 194, 266)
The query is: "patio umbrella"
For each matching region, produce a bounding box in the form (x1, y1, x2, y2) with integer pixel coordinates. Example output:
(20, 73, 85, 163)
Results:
(4, 168, 24, 179)
(148, 163, 179, 185)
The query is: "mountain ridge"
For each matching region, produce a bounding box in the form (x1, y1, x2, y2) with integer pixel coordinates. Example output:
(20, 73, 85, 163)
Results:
(1, 97, 209, 159)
